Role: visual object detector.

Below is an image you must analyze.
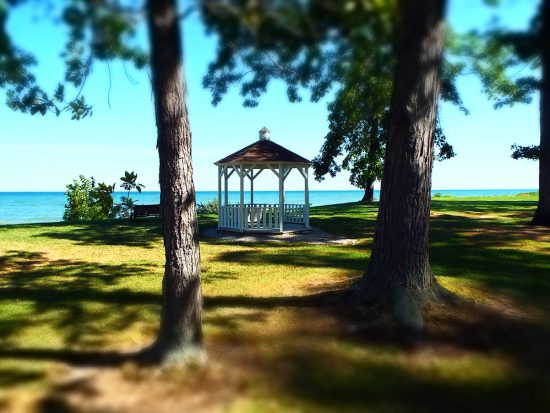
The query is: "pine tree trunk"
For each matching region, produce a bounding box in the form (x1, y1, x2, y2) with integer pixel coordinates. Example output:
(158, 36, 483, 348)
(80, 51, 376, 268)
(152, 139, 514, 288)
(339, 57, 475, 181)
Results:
(353, 0, 452, 329)
(145, 0, 204, 363)
(532, 0, 550, 226)
(361, 184, 375, 203)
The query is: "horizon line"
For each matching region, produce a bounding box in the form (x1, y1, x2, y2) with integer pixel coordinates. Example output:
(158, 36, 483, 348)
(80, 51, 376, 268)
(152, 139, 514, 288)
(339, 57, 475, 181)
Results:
(0, 188, 539, 193)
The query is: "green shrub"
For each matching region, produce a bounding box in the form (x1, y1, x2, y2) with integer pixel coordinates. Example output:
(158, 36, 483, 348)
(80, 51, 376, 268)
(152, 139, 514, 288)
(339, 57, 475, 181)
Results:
(118, 195, 137, 219)
(197, 198, 218, 215)
(63, 176, 116, 221)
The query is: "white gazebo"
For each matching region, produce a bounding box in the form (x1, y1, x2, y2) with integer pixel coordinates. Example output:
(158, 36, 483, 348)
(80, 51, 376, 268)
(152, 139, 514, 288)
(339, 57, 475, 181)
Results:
(215, 127, 311, 233)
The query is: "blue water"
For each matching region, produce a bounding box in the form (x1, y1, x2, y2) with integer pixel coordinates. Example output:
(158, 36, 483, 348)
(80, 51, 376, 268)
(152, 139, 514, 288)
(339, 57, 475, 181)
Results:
(0, 189, 537, 225)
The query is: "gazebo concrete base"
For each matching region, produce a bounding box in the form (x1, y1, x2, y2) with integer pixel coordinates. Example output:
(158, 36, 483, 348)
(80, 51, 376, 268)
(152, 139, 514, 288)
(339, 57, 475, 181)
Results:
(218, 223, 310, 235)
(203, 226, 355, 245)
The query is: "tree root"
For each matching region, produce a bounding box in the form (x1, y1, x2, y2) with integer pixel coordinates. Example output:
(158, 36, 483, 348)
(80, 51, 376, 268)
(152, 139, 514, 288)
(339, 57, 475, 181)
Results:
(351, 276, 463, 331)
(137, 339, 206, 367)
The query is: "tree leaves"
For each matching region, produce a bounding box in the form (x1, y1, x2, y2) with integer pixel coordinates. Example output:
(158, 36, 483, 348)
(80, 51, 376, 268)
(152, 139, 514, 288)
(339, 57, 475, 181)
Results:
(455, 6, 542, 110)
(511, 144, 540, 160)
(1, 0, 148, 120)
(200, 0, 396, 107)
(119, 170, 144, 193)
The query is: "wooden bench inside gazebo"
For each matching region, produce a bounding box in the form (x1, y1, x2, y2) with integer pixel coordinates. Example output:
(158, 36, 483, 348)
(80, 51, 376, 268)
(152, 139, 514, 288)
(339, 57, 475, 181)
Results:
(215, 127, 311, 233)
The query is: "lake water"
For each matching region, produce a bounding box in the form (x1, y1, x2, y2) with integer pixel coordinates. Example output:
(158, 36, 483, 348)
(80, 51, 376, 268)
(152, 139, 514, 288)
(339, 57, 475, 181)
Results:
(0, 189, 536, 225)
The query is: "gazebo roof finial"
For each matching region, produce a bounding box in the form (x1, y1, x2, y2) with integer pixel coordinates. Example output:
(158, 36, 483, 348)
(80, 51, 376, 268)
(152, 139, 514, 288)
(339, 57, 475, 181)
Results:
(215, 128, 310, 165)
(258, 127, 271, 141)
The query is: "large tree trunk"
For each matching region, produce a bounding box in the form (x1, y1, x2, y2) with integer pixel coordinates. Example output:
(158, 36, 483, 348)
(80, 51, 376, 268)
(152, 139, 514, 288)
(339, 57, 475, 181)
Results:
(361, 184, 375, 202)
(353, 0, 452, 329)
(532, 0, 550, 226)
(146, 0, 204, 363)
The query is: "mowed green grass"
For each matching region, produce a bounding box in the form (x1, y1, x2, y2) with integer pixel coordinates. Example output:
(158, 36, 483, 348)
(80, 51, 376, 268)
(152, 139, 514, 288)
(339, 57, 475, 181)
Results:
(0, 194, 549, 413)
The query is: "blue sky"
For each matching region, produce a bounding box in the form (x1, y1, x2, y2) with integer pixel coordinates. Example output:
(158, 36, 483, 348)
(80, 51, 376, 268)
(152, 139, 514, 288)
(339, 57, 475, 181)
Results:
(0, 0, 541, 192)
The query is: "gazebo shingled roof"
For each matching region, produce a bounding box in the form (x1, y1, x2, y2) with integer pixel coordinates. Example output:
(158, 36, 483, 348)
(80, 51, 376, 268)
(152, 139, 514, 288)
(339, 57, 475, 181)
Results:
(215, 139, 310, 165)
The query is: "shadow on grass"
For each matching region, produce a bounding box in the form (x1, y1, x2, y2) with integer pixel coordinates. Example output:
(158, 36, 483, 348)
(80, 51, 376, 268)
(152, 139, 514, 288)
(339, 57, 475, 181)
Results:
(429, 215, 550, 304)
(213, 244, 367, 271)
(201, 270, 240, 284)
(265, 339, 549, 413)
(310, 202, 378, 239)
(2, 282, 550, 412)
(431, 199, 537, 217)
(0, 348, 136, 369)
(0, 367, 45, 388)
(0, 251, 160, 373)
(27, 214, 218, 249)
(203, 292, 550, 413)
(32, 219, 163, 248)
(310, 199, 539, 238)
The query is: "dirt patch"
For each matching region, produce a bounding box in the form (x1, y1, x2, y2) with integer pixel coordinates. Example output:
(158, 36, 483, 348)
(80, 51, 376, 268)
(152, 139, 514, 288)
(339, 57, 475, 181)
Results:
(36, 361, 243, 413)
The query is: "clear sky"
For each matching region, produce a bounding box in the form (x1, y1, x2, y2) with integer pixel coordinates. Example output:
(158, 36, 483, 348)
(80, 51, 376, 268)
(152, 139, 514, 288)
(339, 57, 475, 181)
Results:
(0, 0, 541, 192)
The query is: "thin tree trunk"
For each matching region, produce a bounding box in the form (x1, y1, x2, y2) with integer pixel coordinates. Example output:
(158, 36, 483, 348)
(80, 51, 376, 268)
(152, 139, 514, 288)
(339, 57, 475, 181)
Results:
(532, 0, 550, 226)
(145, 0, 204, 363)
(361, 116, 382, 203)
(361, 184, 374, 202)
(354, 0, 453, 329)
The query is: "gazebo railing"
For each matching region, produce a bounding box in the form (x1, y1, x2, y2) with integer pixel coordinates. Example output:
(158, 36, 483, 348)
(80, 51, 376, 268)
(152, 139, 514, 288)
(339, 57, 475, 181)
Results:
(218, 204, 242, 230)
(243, 204, 280, 229)
(218, 203, 306, 231)
(283, 204, 305, 223)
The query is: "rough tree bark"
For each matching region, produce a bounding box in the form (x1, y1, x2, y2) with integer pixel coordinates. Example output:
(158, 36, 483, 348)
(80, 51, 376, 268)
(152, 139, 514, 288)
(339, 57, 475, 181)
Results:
(532, 0, 550, 226)
(353, 0, 454, 329)
(145, 0, 204, 363)
(361, 184, 375, 203)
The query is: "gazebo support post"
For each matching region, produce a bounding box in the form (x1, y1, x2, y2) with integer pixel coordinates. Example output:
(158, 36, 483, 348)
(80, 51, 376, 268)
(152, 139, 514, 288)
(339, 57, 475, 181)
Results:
(239, 165, 245, 231)
(224, 168, 228, 206)
(278, 163, 284, 233)
(250, 169, 254, 204)
(217, 166, 222, 228)
(304, 166, 310, 229)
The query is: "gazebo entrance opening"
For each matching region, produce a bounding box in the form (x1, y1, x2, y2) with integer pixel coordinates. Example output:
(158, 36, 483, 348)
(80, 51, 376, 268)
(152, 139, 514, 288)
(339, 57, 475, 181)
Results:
(215, 128, 311, 233)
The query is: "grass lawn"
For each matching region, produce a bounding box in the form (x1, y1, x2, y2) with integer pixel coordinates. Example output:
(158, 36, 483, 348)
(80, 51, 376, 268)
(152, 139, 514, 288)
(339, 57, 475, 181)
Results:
(0, 194, 549, 412)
